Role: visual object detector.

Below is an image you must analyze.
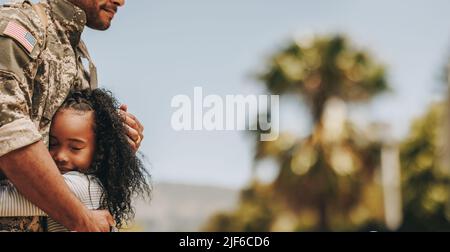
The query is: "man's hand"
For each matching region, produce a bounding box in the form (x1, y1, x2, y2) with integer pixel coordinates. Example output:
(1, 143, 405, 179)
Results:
(119, 104, 144, 152)
(75, 210, 115, 232)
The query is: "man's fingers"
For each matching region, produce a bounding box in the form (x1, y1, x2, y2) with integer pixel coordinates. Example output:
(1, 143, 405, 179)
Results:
(125, 124, 140, 142)
(117, 106, 144, 152)
(99, 211, 115, 231)
(122, 113, 143, 142)
(127, 113, 144, 132)
(119, 104, 128, 112)
(127, 136, 138, 152)
(119, 113, 141, 151)
(118, 110, 144, 139)
(119, 111, 140, 130)
(135, 117, 144, 132)
(90, 210, 114, 232)
(130, 114, 143, 131)
(105, 213, 115, 226)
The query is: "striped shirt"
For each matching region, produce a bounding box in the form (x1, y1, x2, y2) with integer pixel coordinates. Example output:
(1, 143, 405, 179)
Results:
(0, 171, 103, 232)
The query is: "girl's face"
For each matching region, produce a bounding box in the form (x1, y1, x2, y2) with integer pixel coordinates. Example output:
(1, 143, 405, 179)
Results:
(49, 109, 96, 173)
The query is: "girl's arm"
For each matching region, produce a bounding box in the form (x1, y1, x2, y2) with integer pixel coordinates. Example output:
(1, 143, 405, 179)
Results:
(0, 171, 105, 232)
(47, 172, 105, 232)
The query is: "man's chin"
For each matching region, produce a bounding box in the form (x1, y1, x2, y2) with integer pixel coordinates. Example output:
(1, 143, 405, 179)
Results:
(86, 21, 111, 31)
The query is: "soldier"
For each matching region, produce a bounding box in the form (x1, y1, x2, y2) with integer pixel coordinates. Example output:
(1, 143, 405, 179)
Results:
(0, 0, 144, 231)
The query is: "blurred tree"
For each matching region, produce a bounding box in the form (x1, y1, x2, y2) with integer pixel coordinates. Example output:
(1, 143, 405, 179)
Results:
(399, 103, 450, 231)
(259, 35, 388, 122)
(205, 35, 390, 231)
(398, 62, 450, 231)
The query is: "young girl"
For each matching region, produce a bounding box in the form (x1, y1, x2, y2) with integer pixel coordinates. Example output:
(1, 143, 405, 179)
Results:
(0, 89, 151, 231)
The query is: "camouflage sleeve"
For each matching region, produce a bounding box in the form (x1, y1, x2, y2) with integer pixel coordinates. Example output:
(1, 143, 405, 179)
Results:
(0, 72, 41, 157)
(0, 40, 41, 157)
(0, 7, 44, 157)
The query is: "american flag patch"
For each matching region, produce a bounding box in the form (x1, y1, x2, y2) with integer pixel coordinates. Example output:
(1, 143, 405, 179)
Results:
(3, 21, 37, 53)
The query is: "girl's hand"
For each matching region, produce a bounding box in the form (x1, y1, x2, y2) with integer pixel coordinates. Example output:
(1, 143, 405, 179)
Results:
(119, 104, 144, 152)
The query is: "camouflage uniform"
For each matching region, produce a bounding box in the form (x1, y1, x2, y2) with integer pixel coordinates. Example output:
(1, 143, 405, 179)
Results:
(0, 217, 46, 232)
(0, 0, 97, 231)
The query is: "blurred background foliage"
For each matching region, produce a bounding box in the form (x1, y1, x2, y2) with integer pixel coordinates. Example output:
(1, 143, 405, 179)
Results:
(203, 34, 450, 232)
(399, 102, 450, 231)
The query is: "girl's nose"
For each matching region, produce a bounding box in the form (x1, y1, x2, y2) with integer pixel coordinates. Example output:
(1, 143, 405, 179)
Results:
(52, 150, 68, 164)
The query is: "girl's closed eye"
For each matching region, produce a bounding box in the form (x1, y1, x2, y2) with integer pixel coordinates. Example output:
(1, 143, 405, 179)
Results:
(70, 146, 84, 152)
(69, 141, 86, 152)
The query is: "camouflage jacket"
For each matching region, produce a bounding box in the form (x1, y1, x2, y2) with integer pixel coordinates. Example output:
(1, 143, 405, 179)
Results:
(0, 0, 97, 158)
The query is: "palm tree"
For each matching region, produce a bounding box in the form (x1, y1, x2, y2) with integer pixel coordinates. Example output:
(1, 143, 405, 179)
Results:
(259, 35, 387, 122)
(205, 34, 390, 231)
(255, 35, 389, 231)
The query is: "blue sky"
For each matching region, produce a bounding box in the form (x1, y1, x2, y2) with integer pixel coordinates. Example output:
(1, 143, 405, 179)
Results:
(20, 0, 450, 188)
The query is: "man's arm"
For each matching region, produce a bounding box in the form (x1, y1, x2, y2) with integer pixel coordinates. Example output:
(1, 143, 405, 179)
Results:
(0, 141, 113, 232)
(0, 13, 114, 231)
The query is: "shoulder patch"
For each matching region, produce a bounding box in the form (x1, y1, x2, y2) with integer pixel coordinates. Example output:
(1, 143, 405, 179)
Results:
(1, 20, 36, 53)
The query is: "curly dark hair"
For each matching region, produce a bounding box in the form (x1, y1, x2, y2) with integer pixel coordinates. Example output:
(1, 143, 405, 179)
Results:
(60, 89, 151, 228)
